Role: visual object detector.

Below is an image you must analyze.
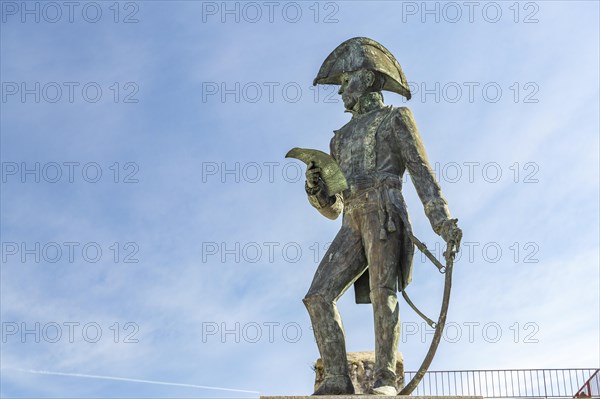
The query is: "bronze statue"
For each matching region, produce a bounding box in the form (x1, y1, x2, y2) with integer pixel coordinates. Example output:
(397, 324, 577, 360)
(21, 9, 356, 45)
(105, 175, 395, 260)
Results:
(294, 37, 462, 396)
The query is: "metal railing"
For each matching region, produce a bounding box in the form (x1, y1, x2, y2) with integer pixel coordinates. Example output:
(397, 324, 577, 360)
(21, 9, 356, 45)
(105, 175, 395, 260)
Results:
(403, 368, 600, 398)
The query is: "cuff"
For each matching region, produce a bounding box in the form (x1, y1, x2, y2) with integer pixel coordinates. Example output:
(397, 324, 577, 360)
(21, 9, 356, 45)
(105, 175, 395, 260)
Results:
(425, 198, 451, 234)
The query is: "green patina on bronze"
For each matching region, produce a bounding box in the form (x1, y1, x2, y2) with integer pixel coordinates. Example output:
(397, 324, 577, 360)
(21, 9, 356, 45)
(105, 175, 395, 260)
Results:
(289, 37, 462, 396)
(286, 148, 348, 195)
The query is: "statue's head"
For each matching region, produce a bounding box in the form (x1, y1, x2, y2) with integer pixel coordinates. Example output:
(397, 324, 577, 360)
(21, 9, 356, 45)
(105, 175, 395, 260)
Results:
(313, 37, 412, 101)
(337, 69, 386, 110)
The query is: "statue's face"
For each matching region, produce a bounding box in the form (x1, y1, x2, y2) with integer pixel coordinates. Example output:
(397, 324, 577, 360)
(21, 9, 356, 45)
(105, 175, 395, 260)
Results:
(338, 70, 374, 110)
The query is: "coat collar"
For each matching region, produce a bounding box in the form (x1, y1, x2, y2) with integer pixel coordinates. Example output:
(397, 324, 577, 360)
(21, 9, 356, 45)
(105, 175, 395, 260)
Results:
(347, 92, 385, 117)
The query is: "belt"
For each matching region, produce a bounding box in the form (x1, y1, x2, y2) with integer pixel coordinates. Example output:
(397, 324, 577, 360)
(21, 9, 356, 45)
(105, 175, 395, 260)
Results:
(343, 173, 402, 240)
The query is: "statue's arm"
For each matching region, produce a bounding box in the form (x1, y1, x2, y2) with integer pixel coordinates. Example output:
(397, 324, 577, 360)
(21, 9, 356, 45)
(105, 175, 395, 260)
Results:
(304, 137, 344, 220)
(392, 107, 453, 236)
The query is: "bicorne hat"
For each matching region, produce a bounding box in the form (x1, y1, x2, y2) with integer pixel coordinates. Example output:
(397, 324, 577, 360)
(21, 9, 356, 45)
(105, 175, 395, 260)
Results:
(313, 37, 411, 100)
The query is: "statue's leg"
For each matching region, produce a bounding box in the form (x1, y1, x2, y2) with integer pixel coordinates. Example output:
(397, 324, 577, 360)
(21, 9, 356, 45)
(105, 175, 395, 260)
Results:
(303, 223, 367, 395)
(361, 207, 403, 395)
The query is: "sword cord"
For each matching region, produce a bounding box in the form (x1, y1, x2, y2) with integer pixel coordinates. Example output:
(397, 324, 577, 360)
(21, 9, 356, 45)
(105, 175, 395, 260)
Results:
(401, 290, 436, 328)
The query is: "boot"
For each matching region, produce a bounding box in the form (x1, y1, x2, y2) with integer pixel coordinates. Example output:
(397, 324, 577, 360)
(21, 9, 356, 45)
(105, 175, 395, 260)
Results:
(370, 287, 400, 396)
(303, 294, 355, 395)
(371, 370, 398, 396)
(313, 375, 354, 395)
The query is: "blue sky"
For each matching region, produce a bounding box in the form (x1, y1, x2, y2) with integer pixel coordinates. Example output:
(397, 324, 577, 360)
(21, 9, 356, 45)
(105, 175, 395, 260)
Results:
(1, 1, 599, 397)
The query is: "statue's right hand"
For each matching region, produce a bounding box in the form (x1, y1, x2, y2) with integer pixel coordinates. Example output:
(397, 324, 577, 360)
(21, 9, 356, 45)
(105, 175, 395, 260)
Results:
(305, 161, 322, 188)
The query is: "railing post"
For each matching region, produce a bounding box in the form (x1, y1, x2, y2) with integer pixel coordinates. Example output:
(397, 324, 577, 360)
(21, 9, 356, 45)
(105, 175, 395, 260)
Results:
(542, 369, 548, 399)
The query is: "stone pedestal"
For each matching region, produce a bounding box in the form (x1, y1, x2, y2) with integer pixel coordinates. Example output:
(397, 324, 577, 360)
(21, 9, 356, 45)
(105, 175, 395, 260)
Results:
(313, 351, 404, 394)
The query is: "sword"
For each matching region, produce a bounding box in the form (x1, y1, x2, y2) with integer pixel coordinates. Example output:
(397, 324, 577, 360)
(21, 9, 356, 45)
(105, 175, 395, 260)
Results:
(399, 218, 461, 396)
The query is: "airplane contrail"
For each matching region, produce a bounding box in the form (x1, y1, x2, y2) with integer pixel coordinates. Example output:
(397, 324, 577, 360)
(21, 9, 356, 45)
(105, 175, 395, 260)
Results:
(4, 367, 260, 394)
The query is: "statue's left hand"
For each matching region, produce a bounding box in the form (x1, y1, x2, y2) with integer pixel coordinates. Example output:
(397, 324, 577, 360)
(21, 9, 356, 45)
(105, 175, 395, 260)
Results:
(305, 161, 322, 189)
